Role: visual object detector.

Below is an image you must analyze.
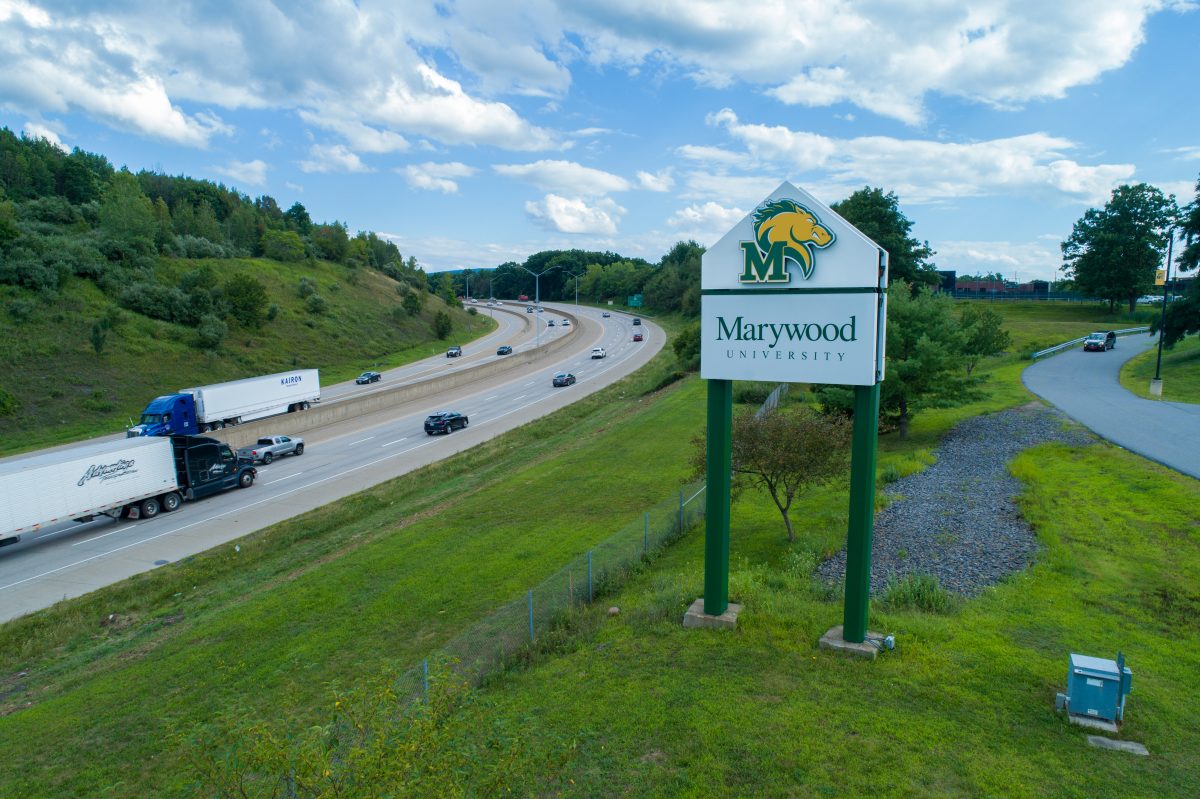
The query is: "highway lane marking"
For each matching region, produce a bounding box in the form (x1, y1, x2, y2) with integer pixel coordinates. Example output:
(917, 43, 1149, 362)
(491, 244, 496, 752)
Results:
(348, 436, 375, 446)
(513, 395, 526, 401)
(382, 437, 408, 446)
(2, 436, 446, 594)
(485, 395, 498, 401)
(6, 317, 653, 590)
(265, 472, 304, 485)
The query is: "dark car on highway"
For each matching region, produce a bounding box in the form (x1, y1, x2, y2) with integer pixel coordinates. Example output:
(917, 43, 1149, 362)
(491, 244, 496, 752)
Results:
(632, 317, 642, 325)
(633, 332, 644, 342)
(424, 411, 468, 434)
(355, 371, 381, 384)
(1083, 331, 1116, 352)
(552, 372, 576, 387)
(446, 345, 463, 358)
(496, 345, 513, 355)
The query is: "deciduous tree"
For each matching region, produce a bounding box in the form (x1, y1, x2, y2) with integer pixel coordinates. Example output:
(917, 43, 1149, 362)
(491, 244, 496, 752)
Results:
(693, 407, 851, 542)
(1062, 183, 1178, 312)
(831, 187, 938, 289)
(959, 305, 1012, 376)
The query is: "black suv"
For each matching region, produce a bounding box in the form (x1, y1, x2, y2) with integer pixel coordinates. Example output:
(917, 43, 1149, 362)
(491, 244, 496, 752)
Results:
(446, 346, 463, 358)
(355, 371, 381, 384)
(424, 411, 468, 434)
(1083, 331, 1116, 352)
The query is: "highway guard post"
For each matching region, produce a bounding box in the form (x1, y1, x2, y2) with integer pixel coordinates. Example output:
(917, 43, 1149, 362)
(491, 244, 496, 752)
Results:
(685, 181, 888, 649)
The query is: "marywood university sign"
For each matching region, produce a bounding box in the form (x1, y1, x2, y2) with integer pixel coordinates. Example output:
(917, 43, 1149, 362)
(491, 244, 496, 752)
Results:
(694, 181, 889, 644)
(700, 181, 887, 385)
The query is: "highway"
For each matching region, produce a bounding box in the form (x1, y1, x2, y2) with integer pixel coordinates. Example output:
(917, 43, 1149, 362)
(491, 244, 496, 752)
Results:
(0, 304, 664, 621)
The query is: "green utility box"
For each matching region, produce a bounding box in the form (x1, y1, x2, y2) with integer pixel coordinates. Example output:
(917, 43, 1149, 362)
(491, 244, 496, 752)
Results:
(1055, 652, 1132, 724)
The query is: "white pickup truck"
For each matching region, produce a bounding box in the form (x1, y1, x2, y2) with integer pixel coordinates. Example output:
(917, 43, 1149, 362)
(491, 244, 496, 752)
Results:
(591, 347, 606, 359)
(236, 435, 304, 464)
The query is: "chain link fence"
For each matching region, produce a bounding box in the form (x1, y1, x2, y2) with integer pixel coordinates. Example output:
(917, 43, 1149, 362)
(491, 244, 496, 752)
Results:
(398, 480, 707, 699)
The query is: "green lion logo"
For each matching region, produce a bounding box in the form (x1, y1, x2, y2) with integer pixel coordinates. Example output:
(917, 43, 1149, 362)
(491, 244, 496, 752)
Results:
(739, 199, 835, 283)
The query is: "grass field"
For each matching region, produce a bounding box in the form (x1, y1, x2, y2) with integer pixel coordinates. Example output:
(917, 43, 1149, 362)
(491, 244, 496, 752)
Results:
(1120, 335, 1200, 403)
(0, 258, 492, 456)
(1, 301, 1196, 797)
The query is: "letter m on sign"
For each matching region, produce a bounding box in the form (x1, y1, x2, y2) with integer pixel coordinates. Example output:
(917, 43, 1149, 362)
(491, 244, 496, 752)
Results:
(739, 241, 789, 283)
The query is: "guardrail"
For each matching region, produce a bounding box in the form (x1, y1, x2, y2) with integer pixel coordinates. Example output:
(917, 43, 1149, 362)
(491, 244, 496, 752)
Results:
(1030, 326, 1150, 361)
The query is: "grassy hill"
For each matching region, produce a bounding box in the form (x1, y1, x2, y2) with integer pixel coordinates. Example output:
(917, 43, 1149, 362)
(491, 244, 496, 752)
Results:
(2, 302, 1195, 797)
(0, 257, 493, 456)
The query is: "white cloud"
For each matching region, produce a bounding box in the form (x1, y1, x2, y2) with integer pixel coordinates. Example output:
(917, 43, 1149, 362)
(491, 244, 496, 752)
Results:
(524, 194, 626, 234)
(564, 1, 1169, 124)
(1165, 145, 1200, 161)
(636, 169, 674, 192)
(666, 201, 746, 245)
(213, 158, 269, 187)
(400, 161, 476, 193)
(299, 144, 371, 174)
(494, 159, 631, 195)
(298, 113, 409, 154)
(22, 119, 65, 150)
(937, 239, 1065, 282)
(692, 109, 1134, 204)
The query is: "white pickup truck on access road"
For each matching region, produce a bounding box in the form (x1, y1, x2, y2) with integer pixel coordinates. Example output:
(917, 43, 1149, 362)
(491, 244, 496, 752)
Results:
(236, 435, 304, 464)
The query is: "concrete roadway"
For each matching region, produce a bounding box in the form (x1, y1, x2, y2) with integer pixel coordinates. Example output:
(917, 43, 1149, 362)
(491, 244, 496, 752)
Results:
(0, 304, 662, 621)
(1023, 332, 1200, 479)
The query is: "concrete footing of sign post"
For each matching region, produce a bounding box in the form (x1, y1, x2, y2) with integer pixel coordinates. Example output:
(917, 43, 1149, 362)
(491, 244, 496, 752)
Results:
(819, 625, 881, 660)
(682, 599, 741, 630)
(1086, 735, 1148, 756)
(1150, 378, 1163, 397)
(1066, 714, 1121, 733)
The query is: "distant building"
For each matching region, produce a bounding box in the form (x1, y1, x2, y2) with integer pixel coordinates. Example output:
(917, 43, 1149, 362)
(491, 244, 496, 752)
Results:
(936, 270, 956, 293)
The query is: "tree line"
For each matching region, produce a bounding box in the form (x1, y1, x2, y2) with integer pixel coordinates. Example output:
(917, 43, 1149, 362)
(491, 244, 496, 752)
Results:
(0, 127, 429, 346)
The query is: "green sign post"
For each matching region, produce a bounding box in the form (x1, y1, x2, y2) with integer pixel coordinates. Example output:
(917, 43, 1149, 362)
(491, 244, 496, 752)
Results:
(692, 181, 887, 648)
(841, 382, 881, 642)
(703, 378, 733, 616)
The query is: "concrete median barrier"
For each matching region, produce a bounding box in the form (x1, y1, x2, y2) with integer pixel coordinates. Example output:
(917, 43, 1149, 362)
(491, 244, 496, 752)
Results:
(213, 306, 581, 449)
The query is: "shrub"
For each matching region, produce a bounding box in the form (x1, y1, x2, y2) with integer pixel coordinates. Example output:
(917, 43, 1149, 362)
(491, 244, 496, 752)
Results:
(266, 303, 279, 321)
(432, 310, 453, 339)
(7, 297, 36, 322)
(672, 322, 700, 371)
(305, 293, 328, 315)
(467, 306, 477, 316)
(880, 573, 955, 613)
(733, 382, 773, 405)
(118, 282, 191, 324)
(90, 322, 107, 355)
(402, 289, 423, 316)
(195, 314, 228, 348)
(261, 229, 305, 262)
(224, 273, 269, 328)
(0, 245, 63, 292)
(0, 387, 19, 417)
(297, 277, 316, 298)
(172, 234, 230, 259)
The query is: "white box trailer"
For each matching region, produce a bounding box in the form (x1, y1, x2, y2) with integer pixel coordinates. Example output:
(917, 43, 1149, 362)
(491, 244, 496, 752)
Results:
(185, 369, 320, 429)
(129, 369, 321, 436)
(0, 437, 178, 545)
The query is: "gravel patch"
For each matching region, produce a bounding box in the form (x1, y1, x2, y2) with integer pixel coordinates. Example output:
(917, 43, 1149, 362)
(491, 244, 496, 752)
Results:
(817, 405, 1094, 596)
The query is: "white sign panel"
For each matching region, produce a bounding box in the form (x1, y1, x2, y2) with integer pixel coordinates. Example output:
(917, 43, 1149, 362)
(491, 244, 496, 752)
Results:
(701, 293, 881, 384)
(702, 181, 886, 291)
(700, 180, 887, 384)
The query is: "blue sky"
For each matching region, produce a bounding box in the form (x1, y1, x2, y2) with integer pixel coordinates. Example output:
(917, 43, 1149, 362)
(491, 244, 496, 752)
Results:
(1, 1, 1197, 281)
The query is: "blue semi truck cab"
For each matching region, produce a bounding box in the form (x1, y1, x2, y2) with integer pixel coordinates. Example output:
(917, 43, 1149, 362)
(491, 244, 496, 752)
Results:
(130, 394, 199, 437)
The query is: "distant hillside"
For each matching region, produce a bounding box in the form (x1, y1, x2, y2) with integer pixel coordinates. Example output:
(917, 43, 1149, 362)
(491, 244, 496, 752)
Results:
(0, 128, 491, 455)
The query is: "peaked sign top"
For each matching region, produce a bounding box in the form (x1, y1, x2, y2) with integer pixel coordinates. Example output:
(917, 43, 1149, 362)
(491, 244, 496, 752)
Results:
(702, 181, 887, 292)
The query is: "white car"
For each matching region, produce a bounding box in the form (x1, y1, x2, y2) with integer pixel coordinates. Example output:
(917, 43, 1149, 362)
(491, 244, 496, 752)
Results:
(561, 319, 570, 326)
(591, 347, 606, 359)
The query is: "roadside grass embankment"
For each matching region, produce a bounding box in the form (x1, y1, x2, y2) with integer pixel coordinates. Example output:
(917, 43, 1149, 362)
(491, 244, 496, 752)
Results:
(1, 302, 1196, 796)
(1120, 334, 1200, 403)
(0, 321, 698, 797)
(0, 257, 493, 456)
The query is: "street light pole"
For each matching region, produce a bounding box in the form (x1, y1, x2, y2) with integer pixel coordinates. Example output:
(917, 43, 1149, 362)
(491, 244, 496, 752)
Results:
(568, 270, 584, 306)
(1150, 231, 1175, 397)
(515, 264, 562, 349)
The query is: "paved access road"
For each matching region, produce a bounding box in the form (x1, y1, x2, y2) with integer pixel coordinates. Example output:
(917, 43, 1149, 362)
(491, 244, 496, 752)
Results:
(1023, 332, 1200, 479)
(0, 305, 662, 621)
